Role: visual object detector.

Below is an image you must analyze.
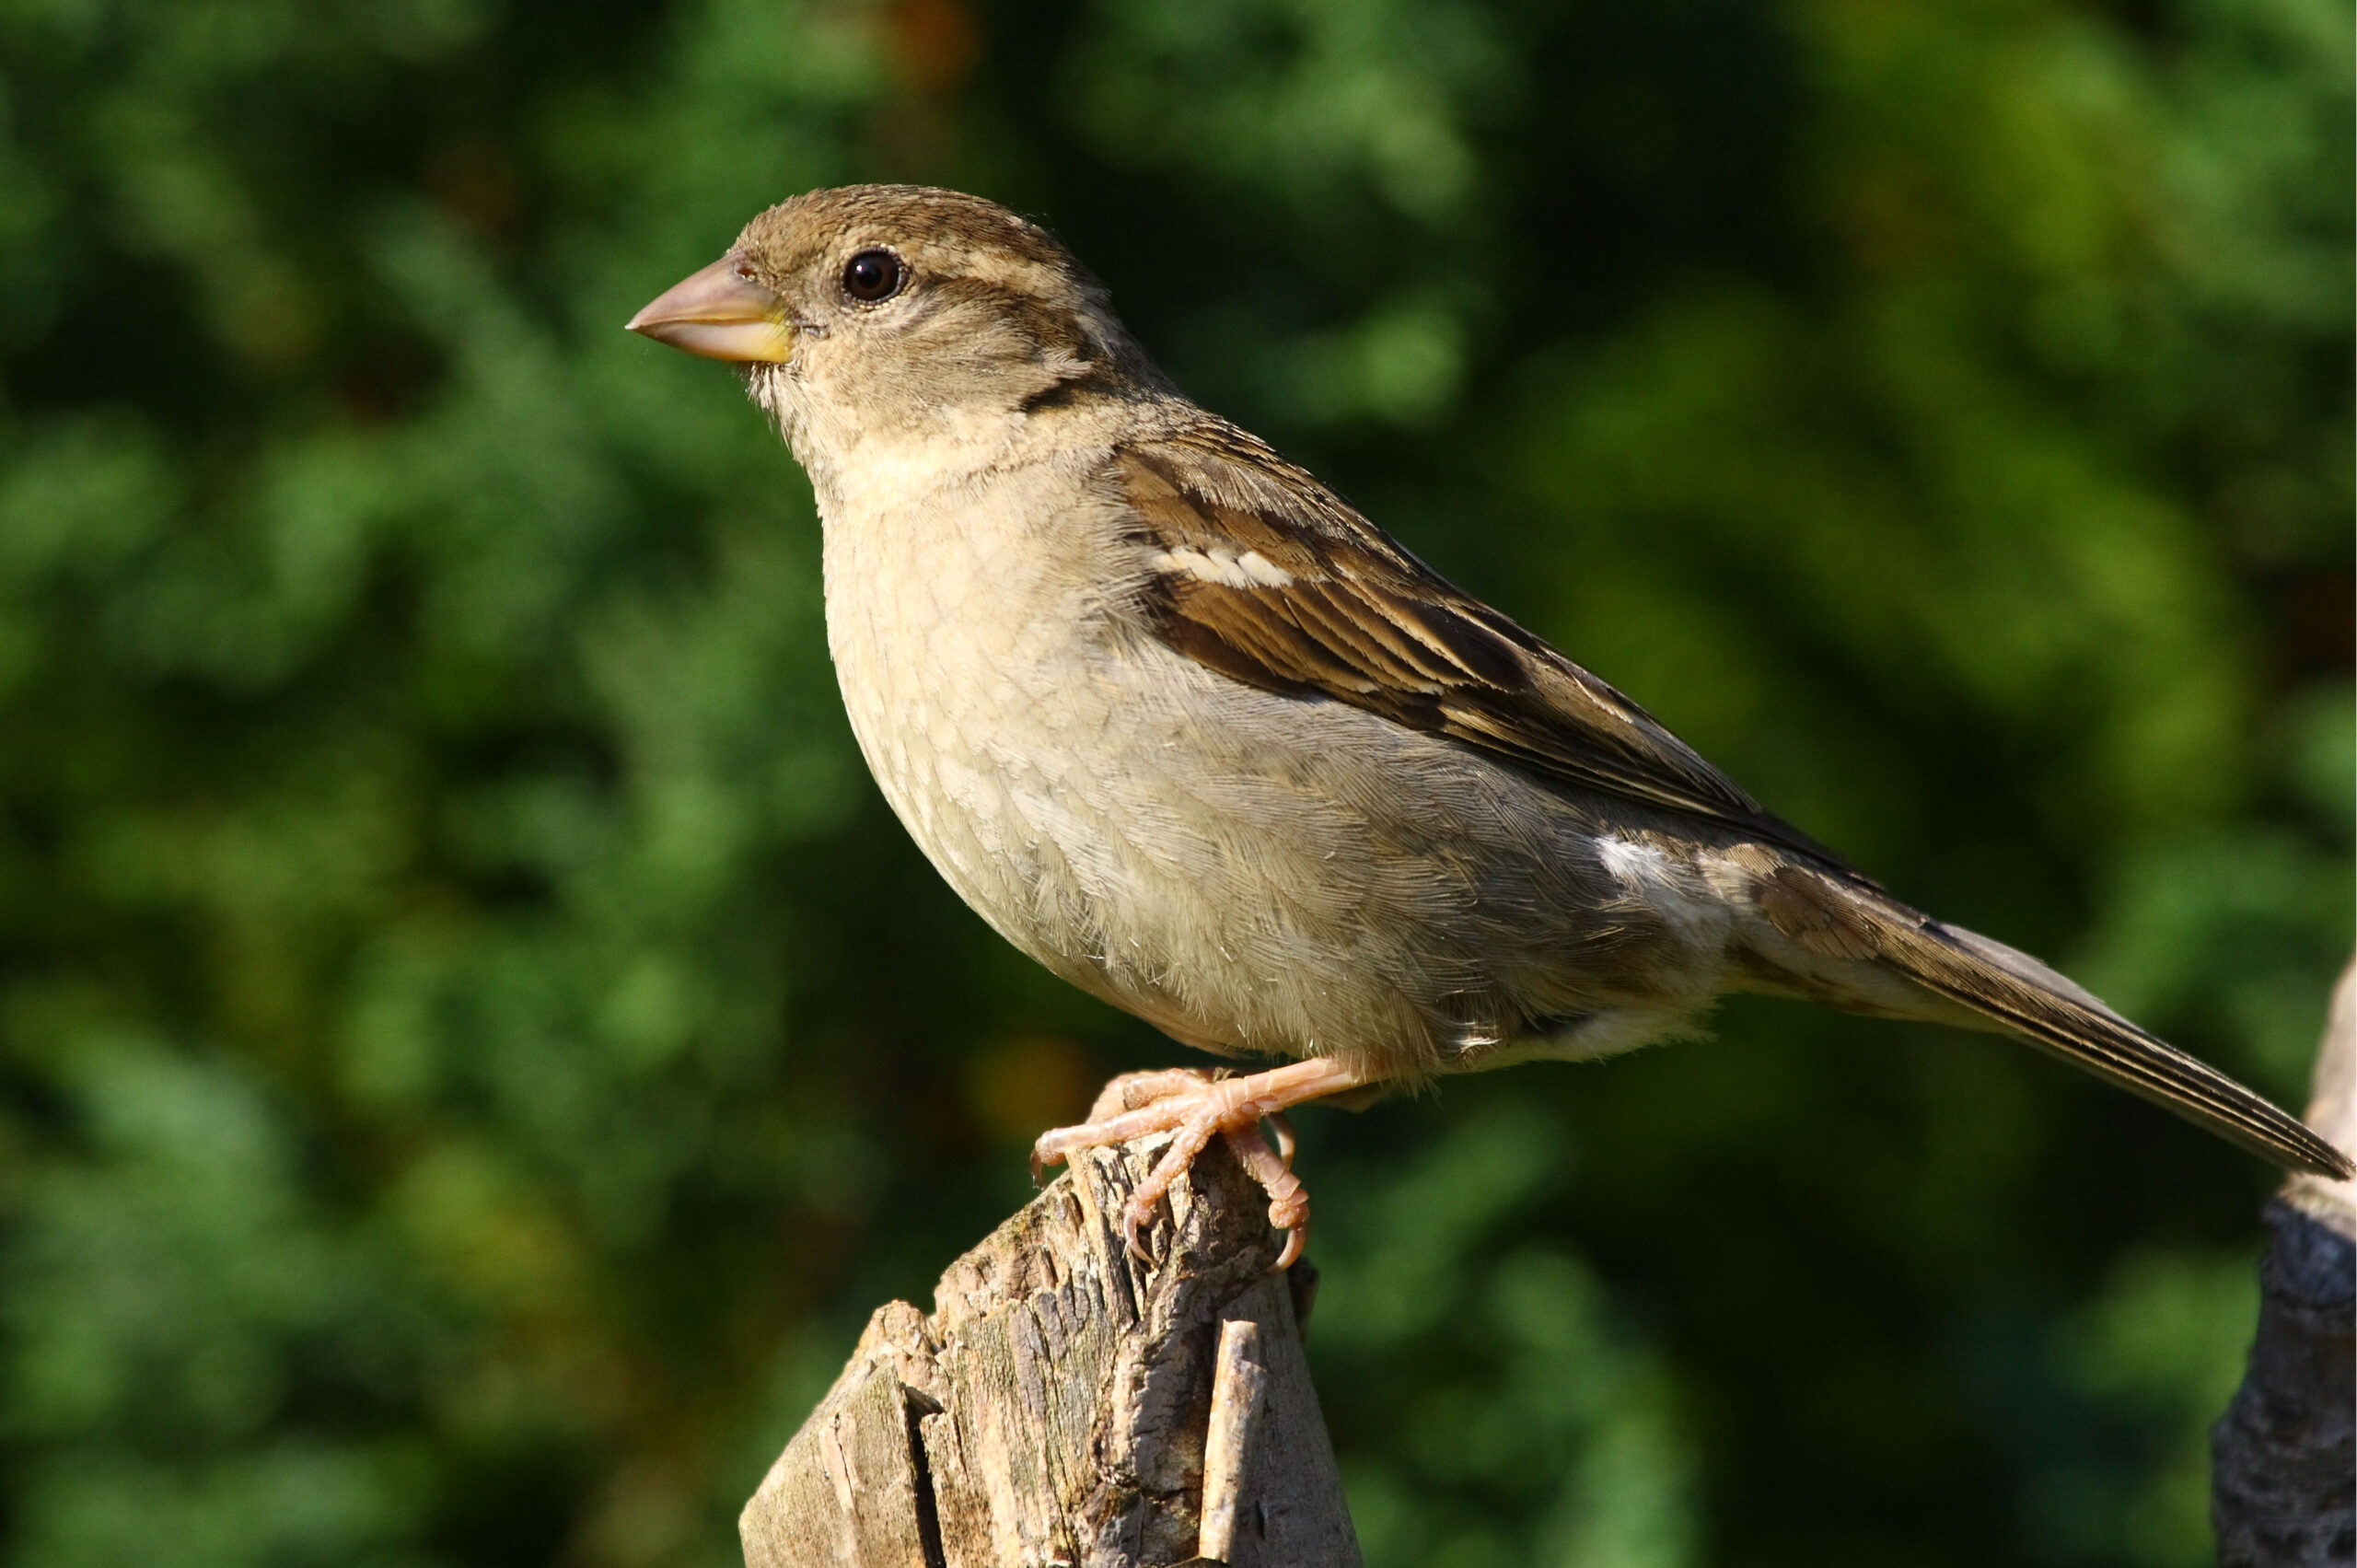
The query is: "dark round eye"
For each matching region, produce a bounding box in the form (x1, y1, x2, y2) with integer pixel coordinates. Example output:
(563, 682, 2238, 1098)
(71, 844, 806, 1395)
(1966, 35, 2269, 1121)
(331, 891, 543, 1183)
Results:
(842, 249, 905, 303)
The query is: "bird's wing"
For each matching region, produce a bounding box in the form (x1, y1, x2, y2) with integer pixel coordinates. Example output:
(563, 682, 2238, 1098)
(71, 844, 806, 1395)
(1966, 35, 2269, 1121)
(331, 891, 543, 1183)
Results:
(1115, 422, 1849, 865)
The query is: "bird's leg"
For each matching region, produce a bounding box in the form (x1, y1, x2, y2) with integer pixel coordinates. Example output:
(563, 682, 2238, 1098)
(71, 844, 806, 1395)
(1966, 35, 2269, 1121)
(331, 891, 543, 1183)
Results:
(1031, 1057, 1370, 1266)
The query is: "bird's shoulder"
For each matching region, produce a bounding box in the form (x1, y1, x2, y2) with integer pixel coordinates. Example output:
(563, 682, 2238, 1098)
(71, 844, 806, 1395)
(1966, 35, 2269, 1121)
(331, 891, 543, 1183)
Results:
(1105, 418, 1856, 868)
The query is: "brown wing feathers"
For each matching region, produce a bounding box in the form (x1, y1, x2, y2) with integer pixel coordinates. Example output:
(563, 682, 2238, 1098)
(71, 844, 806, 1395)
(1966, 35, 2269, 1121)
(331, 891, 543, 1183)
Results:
(1119, 432, 1843, 862)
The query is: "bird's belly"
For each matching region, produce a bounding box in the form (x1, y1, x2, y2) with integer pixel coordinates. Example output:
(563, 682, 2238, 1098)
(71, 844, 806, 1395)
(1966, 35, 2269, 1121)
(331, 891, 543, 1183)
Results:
(828, 563, 1736, 1074)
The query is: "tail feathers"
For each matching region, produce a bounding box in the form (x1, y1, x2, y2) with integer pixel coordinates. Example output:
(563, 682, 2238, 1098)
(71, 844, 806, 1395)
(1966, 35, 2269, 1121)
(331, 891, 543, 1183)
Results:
(1870, 907, 2351, 1179)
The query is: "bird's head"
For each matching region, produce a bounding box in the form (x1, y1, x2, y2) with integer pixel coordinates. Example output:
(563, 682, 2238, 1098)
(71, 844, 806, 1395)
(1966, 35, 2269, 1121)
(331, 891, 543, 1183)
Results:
(628, 185, 1163, 467)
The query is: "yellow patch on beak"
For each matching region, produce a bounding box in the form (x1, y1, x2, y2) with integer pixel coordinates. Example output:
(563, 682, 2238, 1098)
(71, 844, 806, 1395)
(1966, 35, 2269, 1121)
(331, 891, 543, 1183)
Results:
(626, 252, 795, 363)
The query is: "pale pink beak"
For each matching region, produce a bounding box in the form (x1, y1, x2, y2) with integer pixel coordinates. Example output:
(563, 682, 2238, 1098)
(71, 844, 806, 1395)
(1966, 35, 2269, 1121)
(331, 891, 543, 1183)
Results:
(626, 252, 796, 362)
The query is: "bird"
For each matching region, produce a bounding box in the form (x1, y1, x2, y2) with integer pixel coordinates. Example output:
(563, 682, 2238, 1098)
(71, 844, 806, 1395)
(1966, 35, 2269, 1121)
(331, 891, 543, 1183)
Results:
(626, 183, 2352, 1268)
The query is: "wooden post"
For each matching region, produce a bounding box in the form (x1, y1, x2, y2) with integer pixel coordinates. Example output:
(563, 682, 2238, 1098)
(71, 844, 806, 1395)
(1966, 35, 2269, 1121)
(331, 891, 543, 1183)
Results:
(740, 1134, 1362, 1568)
(2212, 958, 2356, 1568)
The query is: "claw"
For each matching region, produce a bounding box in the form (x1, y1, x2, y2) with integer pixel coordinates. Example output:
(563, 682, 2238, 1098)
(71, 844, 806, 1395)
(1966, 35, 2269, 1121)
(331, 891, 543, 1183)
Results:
(1121, 1198, 1157, 1262)
(1025, 1057, 1371, 1271)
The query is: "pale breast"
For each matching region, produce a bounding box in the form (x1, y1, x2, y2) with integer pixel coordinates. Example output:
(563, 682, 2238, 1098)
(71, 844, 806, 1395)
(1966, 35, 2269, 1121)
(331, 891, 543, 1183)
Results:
(819, 453, 1146, 970)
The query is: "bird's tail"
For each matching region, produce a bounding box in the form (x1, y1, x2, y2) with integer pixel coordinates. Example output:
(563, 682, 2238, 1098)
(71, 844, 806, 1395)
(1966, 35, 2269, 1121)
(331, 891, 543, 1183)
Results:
(1737, 849, 2347, 1177)
(1860, 900, 2351, 1179)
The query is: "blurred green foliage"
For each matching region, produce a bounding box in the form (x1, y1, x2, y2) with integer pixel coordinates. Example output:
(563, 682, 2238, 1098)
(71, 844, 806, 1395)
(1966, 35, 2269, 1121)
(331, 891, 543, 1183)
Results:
(0, 0, 2346, 1564)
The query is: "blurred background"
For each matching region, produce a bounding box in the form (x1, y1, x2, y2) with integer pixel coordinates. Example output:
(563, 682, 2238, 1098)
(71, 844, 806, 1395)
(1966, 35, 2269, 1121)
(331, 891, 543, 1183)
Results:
(0, 0, 2348, 1564)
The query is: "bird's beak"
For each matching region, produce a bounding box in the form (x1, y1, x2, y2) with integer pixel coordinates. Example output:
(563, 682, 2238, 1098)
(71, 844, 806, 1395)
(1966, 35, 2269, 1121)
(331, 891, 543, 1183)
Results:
(626, 252, 796, 363)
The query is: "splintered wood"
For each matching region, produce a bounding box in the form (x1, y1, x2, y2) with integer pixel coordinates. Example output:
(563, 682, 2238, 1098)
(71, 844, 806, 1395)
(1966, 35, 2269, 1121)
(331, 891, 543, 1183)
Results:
(740, 1138, 1361, 1568)
(1195, 1320, 1270, 1562)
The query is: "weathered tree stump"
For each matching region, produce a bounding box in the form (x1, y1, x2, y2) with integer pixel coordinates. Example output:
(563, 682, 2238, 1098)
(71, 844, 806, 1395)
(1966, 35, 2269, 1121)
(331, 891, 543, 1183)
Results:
(2212, 958, 2356, 1568)
(741, 1136, 1361, 1568)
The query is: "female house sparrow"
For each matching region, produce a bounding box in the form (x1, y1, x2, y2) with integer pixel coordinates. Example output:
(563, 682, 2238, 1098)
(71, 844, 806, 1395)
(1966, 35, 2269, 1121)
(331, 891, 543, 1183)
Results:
(629, 185, 2351, 1266)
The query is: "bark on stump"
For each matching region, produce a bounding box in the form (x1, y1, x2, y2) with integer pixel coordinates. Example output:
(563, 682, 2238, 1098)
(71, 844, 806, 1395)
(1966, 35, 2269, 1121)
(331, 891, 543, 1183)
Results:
(741, 1136, 1361, 1568)
(2213, 958, 2357, 1568)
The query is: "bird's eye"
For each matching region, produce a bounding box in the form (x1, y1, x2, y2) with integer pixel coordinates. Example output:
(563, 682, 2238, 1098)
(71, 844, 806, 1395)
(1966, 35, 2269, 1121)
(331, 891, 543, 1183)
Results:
(842, 249, 905, 304)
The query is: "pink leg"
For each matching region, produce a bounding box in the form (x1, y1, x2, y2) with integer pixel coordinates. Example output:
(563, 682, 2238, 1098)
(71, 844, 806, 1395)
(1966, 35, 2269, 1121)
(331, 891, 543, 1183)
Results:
(1031, 1057, 1370, 1266)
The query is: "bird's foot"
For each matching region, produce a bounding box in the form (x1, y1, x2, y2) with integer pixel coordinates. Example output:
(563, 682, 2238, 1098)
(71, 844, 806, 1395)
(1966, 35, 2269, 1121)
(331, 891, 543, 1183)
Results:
(1031, 1057, 1367, 1269)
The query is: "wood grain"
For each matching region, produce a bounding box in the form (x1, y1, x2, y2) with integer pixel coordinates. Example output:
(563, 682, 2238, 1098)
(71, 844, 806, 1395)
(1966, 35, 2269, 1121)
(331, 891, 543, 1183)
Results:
(741, 1136, 1360, 1568)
